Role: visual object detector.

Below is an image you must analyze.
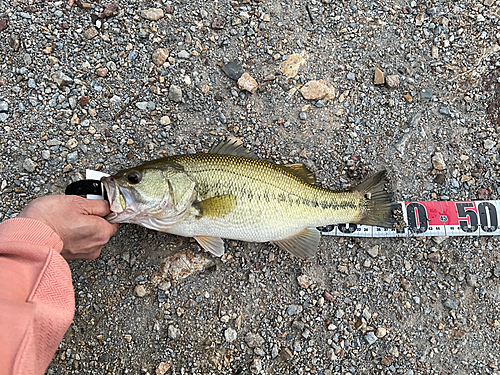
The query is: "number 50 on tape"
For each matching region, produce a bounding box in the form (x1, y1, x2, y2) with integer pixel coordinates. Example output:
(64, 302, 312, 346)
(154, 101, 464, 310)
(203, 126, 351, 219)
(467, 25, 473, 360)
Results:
(319, 201, 500, 238)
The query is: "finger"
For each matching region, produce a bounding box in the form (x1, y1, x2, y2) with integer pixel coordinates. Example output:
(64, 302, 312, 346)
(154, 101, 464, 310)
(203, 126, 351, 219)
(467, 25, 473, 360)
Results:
(79, 198, 112, 217)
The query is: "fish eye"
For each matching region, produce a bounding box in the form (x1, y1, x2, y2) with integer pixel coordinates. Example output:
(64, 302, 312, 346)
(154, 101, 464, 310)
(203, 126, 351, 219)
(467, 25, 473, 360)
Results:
(127, 171, 141, 184)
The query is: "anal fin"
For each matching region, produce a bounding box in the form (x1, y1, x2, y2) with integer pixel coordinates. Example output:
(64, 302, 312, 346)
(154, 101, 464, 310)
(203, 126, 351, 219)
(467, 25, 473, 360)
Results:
(195, 236, 225, 257)
(271, 228, 319, 260)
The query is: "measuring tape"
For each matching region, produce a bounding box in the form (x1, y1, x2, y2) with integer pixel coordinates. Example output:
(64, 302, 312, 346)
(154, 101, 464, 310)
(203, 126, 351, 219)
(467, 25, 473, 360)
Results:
(319, 201, 500, 238)
(83, 170, 499, 238)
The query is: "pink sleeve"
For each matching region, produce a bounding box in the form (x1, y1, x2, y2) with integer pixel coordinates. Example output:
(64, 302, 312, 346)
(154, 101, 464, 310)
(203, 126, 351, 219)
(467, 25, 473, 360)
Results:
(0, 218, 75, 375)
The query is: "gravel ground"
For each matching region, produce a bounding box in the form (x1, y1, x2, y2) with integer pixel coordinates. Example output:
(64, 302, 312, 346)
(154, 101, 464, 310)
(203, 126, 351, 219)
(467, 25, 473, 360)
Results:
(1, 0, 500, 374)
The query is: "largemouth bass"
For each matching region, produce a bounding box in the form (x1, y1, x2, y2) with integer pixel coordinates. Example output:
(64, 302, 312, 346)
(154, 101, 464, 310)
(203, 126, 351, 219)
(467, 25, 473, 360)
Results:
(101, 139, 396, 259)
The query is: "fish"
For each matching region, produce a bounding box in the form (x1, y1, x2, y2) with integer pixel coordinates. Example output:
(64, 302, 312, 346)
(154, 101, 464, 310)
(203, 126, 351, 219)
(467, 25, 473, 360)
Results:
(101, 139, 396, 259)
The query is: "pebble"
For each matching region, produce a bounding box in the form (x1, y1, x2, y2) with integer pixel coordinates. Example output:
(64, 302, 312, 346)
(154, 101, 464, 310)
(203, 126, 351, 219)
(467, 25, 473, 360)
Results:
(400, 279, 412, 291)
(0, 101, 8, 112)
(365, 332, 378, 345)
(177, 50, 190, 59)
(439, 106, 452, 116)
(66, 138, 78, 149)
(52, 71, 73, 87)
(346, 72, 356, 81)
(428, 252, 440, 263)
(155, 362, 171, 375)
(374, 68, 384, 85)
(287, 304, 299, 316)
(237, 73, 258, 93)
(168, 85, 183, 102)
(432, 152, 447, 170)
(136, 101, 149, 110)
(140, 8, 164, 21)
(41, 150, 50, 160)
(211, 17, 225, 29)
(224, 328, 237, 343)
(249, 358, 262, 374)
(168, 325, 179, 340)
(221, 61, 244, 80)
(299, 112, 307, 121)
(385, 75, 400, 88)
(297, 274, 311, 288)
(160, 116, 171, 126)
(375, 327, 387, 338)
(23, 158, 36, 172)
(67, 151, 78, 164)
(419, 88, 434, 100)
(444, 298, 459, 310)
(493, 265, 500, 278)
(158, 250, 210, 280)
(84, 27, 98, 40)
(96, 67, 108, 77)
(245, 332, 264, 348)
(134, 285, 147, 297)
(300, 79, 335, 101)
(280, 53, 306, 78)
(484, 139, 496, 150)
(367, 245, 379, 258)
(152, 48, 169, 67)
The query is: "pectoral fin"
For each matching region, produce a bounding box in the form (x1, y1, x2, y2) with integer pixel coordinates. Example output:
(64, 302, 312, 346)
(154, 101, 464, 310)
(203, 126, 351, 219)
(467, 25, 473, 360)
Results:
(272, 228, 320, 259)
(195, 236, 225, 257)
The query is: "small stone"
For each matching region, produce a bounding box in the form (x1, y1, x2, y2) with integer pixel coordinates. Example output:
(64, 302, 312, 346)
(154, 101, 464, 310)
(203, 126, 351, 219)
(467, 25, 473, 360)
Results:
(245, 332, 264, 348)
(0, 113, 8, 122)
(152, 48, 169, 66)
(367, 245, 379, 258)
(155, 362, 171, 375)
(432, 152, 447, 170)
(84, 27, 99, 39)
(279, 53, 306, 78)
(225, 328, 237, 343)
(67, 151, 78, 164)
(374, 68, 384, 85)
(443, 298, 459, 310)
(415, 13, 425, 26)
(168, 85, 183, 102)
(221, 61, 244, 80)
(300, 79, 335, 101)
(0, 101, 8, 112)
(400, 279, 412, 291)
(41, 150, 50, 160)
(484, 0, 495, 5)
(385, 75, 399, 88)
(160, 116, 171, 126)
(431, 45, 439, 59)
(439, 106, 452, 116)
(140, 8, 164, 21)
(124, 334, 132, 342)
(477, 188, 490, 200)
(493, 265, 500, 278)
(62, 165, 73, 173)
(403, 94, 413, 103)
(178, 50, 190, 59)
(159, 250, 210, 280)
(249, 358, 262, 374)
(287, 304, 299, 316)
(52, 71, 73, 87)
(365, 332, 378, 345)
(80, 96, 90, 107)
(0, 19, 7, 32)
(23, 158, 36, 172)
(280, 348, 293, 361)
(96, 67, 108, 77)
(237, 73, 258, 93)
(134, 284, 147, 297)
(211, 17, 225, 29)
(375, 327, 387, 338)
(466, 274, 479, 288)
(168, 325, 179, 340)
(66, 138, 78, 149)
(484, 139, 496, 150)
(9, 33, 20, 52)
(299, 112, 307, 121)
(98, 1, 119, 18)
(346, 72, 356, 81)
(428, 252, 440, 263)
(297, 274, 311, 288)
(419, 89, 434, 100)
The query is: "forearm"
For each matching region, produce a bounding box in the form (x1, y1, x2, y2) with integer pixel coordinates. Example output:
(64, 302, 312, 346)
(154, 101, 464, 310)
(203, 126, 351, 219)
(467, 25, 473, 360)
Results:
(0, 218, 75, 375)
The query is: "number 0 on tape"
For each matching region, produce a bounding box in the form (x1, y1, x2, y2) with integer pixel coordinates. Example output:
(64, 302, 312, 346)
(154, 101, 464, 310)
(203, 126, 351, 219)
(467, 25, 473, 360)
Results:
(319, 201, 500, 238)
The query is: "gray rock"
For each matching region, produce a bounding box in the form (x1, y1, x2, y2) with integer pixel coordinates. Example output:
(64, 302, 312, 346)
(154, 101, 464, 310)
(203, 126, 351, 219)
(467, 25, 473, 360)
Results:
(0, 101, 8, 112)
(443, 298, 459, 310)
(224, 328, 237, 343)
(41, 150, 50, 160)
(52, 71, 73, 87)
(110, 95, 121, 106)
(67, 151, 78, 164)
(177, 50, 190, 59)
(419, 89, 434, 100)
(493, 265, 500, 278)
(168, 325, 179, 340)
(287, 304, 299, 316)
(146, 101, 156, 111)
(299, 112, 307, 120)
(365, 332, 378, 345)
(439, 106, 452, 116)
(27, 78, 36, 88)
(347, 72, 356, 81)
(136, 101, 149, 110)
(484, 139, 496, 150)
(221, 61, 244, 80)
(0, 113, 8, 122)
(23, 158, 36, 172)
(245, 332, 264, 348)
(168, 85, 183, 102)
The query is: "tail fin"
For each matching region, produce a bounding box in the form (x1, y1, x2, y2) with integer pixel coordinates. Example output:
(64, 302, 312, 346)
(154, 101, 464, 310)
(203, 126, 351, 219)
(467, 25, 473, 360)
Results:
(351, 170, 397, 228)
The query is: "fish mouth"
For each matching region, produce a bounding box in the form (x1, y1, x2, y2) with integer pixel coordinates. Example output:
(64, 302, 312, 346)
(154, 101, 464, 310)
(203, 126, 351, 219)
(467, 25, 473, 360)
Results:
(101, 177, 134, 222)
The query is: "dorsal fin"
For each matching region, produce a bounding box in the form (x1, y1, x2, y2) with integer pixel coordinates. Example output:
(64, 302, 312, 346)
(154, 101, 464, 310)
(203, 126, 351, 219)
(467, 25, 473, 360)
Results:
(209, 138, 258, 159)
(279, 163, 316, 184)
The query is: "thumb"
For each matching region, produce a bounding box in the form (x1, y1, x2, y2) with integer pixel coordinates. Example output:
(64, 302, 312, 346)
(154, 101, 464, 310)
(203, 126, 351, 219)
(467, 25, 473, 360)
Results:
(79, 198, 112, 217)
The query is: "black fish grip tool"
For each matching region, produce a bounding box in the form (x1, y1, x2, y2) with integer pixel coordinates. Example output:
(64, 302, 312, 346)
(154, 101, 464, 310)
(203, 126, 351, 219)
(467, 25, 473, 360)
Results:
(65, 179, 108, 201)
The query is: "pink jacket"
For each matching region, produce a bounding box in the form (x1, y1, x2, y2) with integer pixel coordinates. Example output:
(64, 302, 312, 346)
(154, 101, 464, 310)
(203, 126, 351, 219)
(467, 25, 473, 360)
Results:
(0, 218, 75, 375)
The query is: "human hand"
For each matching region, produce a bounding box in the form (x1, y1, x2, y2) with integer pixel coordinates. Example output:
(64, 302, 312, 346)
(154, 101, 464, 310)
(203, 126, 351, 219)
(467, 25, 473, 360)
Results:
(18, 195, 119, 260)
